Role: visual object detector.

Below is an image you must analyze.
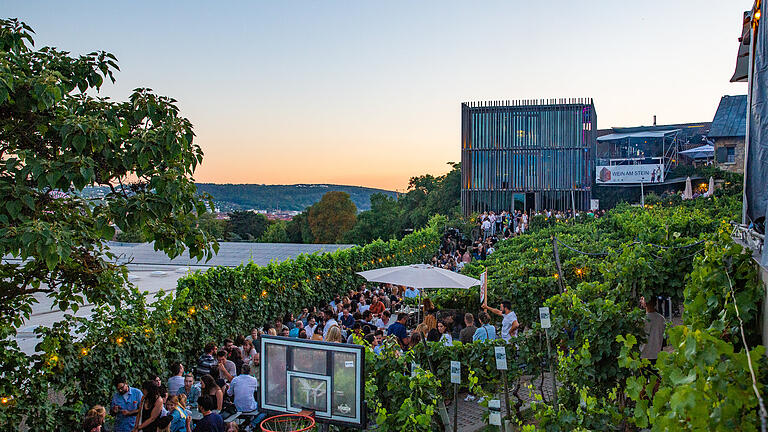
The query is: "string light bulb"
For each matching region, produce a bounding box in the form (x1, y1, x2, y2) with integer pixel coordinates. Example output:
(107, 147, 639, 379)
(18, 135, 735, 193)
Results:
(261, 289, 268, 297)
(116, 337, 124, 345)
(80, 348, 89, 356)
(188, 307, 196, 315)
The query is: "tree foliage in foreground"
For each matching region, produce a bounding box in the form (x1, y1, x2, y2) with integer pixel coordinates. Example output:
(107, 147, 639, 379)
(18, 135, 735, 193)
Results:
(0, 18, 217, 325)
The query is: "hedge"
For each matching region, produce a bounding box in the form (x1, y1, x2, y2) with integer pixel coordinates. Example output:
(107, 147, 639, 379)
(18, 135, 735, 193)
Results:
(2, 218, 441, 431)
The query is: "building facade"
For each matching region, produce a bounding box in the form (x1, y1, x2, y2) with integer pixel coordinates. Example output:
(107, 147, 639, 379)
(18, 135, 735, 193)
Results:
(461, 99, 596, 216)
(709, 95, 747, 173)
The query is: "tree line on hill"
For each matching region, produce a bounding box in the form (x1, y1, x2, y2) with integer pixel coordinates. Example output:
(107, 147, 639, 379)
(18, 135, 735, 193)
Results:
(117, 163, 461, 245)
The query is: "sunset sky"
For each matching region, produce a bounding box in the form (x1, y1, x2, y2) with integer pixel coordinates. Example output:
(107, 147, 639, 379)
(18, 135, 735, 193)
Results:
(6, 1, 752, 191)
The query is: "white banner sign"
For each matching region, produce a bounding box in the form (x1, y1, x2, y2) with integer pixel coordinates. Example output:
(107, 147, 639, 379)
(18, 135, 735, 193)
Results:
(494, 346, 508, 370)
(488, 399, 502, 425)
(590, 199, 600, 211)
(539, 307, 551, 329)
(596, 164, 664, 184)
(480, 269, 487, 306)
(450, 361, 461, 384)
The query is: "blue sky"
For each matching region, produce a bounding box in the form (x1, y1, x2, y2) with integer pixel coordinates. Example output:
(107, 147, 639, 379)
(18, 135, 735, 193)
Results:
(5, 0, 753, 189)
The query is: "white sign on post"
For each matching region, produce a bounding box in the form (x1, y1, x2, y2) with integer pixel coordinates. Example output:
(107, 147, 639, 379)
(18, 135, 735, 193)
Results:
(411, 362, 418, 377)
(494, 346, 508, 370)
(539, 307, 551, 329)
(488, 399, 502, 426)
(450, 361, 461, 384)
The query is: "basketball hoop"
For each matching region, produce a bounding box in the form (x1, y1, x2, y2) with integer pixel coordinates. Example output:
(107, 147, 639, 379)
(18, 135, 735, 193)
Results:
(260, 412, 316, 432)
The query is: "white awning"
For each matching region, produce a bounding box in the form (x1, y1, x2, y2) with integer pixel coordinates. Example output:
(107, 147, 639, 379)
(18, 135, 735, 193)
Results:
(597, 129, 681, 142)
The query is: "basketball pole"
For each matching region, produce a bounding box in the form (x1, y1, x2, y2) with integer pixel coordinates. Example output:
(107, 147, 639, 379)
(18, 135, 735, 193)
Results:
(452, 382, 458, 432)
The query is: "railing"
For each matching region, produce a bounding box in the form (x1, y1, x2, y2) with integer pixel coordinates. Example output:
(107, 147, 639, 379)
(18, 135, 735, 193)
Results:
(731, 223, 765, 259)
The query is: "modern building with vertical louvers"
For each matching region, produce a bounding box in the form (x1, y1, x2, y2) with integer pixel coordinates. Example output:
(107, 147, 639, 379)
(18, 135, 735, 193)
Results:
(460, 99, 597, 216)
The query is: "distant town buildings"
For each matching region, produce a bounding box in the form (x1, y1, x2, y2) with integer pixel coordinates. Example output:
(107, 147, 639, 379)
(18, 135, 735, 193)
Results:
(460, 99, 597, 215)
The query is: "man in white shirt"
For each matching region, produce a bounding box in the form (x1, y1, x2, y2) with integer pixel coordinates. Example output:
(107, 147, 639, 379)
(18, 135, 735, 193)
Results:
(305, 316, 317, 338)
(481, 218, 491, 240)
(358, 297, 370, 314)
(483, 300, 519, 342)
(227, 364, 259, 412)
(375, 311, 392, 329)
(322, 308, 338, 340)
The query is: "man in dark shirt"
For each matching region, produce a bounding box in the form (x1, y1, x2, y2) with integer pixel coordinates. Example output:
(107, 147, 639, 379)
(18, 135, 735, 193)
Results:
(193, 395, 224, 432)
(195, 342, 218, 379)
(459, 313, 478, 344)
(338, 306, 355, 330)
(387, 314, 409, 344)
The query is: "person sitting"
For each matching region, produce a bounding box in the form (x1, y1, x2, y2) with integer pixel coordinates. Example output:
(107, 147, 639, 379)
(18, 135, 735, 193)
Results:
(216, 350, 236, 383)
(346, 322, 365, 344)
(83, 405, 106, 432)
(177, 374, 200, 408)
(167, 362, 185, 396)
(369, 295, 385, 316)
(387, 313, 409, 345)
(338, 306, 355, 330)
(195, 342, 218, 379)
(199, 375, 223, 412)
(375, 310, 392, 329)
(166, 394, 191, 432)
(289, 320, 303, 338)
(227, 364, 259, 413)
(403, 286, 419, 299)
(325, 325, 344, 343)
(193, 395, 224, 432)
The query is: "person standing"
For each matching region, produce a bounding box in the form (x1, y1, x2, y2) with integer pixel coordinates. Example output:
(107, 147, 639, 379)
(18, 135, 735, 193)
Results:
(110, 376, 143, 432)
(134, 380, 163, 432)
(473, 311, 497, 342)
(459, 313, 478, 344)
(640, 296, 666, 364)
(483, 300, 519, 342)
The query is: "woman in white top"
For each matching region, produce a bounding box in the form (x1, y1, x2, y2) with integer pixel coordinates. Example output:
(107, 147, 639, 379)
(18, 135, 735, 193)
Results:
(437, 320, 453, 346)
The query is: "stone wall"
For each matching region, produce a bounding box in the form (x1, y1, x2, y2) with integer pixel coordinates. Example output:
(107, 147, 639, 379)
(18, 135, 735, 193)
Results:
(714, 136, 745, 173)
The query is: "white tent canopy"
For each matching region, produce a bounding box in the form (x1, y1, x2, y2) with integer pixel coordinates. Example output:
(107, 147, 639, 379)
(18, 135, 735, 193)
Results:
(356, 264, 481, 289)
(679, 144, 715, 159)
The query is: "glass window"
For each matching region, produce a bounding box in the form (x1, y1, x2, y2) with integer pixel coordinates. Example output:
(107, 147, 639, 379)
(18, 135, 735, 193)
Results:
(727, 147, 736, 163)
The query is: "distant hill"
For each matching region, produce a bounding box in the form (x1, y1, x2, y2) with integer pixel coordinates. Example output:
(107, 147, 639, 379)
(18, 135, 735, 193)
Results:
(195, 183, 396, 212)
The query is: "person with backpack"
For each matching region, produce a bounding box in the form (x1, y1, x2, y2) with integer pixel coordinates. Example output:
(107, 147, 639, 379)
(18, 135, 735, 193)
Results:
(472, 311, 497, 342)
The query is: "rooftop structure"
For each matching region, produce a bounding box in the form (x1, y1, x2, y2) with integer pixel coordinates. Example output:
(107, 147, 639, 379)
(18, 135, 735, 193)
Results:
(460, 99, 596, 214)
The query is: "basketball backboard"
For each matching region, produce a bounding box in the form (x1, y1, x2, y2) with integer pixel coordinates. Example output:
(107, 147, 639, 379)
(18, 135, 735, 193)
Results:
(258, 335, 366, 428)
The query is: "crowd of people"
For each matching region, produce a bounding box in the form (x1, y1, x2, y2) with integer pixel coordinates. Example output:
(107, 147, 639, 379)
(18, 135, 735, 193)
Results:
(85, 280, 528, 432)
(430, 209, 610, 273)
(83, 206, 667, 432)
